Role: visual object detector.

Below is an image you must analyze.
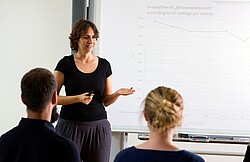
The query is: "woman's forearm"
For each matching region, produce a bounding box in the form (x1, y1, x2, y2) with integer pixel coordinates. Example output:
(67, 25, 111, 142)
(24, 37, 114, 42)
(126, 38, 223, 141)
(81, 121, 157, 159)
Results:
(57, 95, 80, 105)
(103, 92, 120, 107)
(103, 87, 135, 107)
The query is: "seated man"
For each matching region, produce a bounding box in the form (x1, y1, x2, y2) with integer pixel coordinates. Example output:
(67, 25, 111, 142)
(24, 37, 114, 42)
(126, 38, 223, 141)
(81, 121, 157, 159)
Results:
(0, 67, 81, 162)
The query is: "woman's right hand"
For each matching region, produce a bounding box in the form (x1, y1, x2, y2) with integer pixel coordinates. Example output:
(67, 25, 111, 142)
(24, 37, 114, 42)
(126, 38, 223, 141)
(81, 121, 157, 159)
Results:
(77, 92, 94, 105)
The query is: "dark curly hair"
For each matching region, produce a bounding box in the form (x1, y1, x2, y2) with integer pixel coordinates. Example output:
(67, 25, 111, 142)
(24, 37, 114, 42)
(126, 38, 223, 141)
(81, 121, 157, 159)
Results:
(69, 19, 99, 52)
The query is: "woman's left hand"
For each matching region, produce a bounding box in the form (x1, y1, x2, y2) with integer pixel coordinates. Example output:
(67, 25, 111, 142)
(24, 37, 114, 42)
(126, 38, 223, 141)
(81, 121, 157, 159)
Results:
(116, 87, 135, 96)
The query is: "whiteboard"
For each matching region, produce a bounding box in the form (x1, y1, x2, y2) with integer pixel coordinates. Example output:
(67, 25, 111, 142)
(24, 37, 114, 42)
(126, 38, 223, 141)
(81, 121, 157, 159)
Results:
(95, 0, 250, 136)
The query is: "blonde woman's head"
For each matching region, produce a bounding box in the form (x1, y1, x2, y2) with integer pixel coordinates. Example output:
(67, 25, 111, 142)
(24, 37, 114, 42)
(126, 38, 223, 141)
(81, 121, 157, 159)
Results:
(143, 86, 183, 133)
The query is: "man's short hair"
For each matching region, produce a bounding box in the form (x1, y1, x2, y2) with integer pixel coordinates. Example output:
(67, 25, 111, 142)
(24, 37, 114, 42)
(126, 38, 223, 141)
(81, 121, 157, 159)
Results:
(21, 68, 56, 112)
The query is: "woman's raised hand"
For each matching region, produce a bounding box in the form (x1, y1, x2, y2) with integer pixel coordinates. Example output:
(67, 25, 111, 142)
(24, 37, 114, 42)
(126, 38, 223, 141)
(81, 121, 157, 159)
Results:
(116, 87, 135, 96)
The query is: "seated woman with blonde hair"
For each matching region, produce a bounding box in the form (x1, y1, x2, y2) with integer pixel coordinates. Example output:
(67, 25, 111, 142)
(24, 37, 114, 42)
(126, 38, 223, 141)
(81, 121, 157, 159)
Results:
(114, 86, 205, 162)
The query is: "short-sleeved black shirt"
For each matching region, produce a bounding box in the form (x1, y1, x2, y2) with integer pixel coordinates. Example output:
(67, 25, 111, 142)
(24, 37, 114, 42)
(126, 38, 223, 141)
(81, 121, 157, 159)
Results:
(0, 118, 81, 162)
(55, 55, 112, 122)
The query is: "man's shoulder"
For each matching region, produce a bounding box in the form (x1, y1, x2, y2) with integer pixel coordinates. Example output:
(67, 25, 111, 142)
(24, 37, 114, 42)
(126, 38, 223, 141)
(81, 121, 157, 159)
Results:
(51, 132, 81, 161)
(0, 126, 19, 140)
(53, 132, 75, 146)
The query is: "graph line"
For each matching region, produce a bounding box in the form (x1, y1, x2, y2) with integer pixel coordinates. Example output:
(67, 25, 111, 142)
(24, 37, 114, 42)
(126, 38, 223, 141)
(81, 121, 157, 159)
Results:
(154, 20, 250, 42)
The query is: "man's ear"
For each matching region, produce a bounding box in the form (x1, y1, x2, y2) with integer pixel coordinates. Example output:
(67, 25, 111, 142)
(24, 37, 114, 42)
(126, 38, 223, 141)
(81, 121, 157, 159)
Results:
(21, 95, 25, 104)
(52, 91, 57, 105)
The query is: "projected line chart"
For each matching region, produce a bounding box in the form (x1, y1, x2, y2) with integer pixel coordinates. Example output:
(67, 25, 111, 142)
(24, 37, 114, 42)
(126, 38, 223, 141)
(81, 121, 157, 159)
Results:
(153, 20, 250, 43)
(136, 16, 250, 133)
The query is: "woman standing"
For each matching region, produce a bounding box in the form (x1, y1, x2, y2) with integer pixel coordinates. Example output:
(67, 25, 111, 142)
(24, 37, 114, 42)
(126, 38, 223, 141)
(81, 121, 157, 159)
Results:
(54, 19, 135, 162)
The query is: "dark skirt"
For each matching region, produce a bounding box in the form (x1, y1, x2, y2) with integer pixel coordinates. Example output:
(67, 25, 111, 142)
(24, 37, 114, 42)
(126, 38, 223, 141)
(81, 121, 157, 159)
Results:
(56, 118, 112, 162)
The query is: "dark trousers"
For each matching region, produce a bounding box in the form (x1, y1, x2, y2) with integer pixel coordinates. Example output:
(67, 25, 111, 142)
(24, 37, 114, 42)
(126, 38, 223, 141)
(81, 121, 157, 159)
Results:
(56, 118, 112, 162)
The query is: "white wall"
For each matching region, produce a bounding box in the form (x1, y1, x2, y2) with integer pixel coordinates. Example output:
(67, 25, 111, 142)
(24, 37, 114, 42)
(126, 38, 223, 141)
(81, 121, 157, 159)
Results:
(0, 0, 72, 134)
